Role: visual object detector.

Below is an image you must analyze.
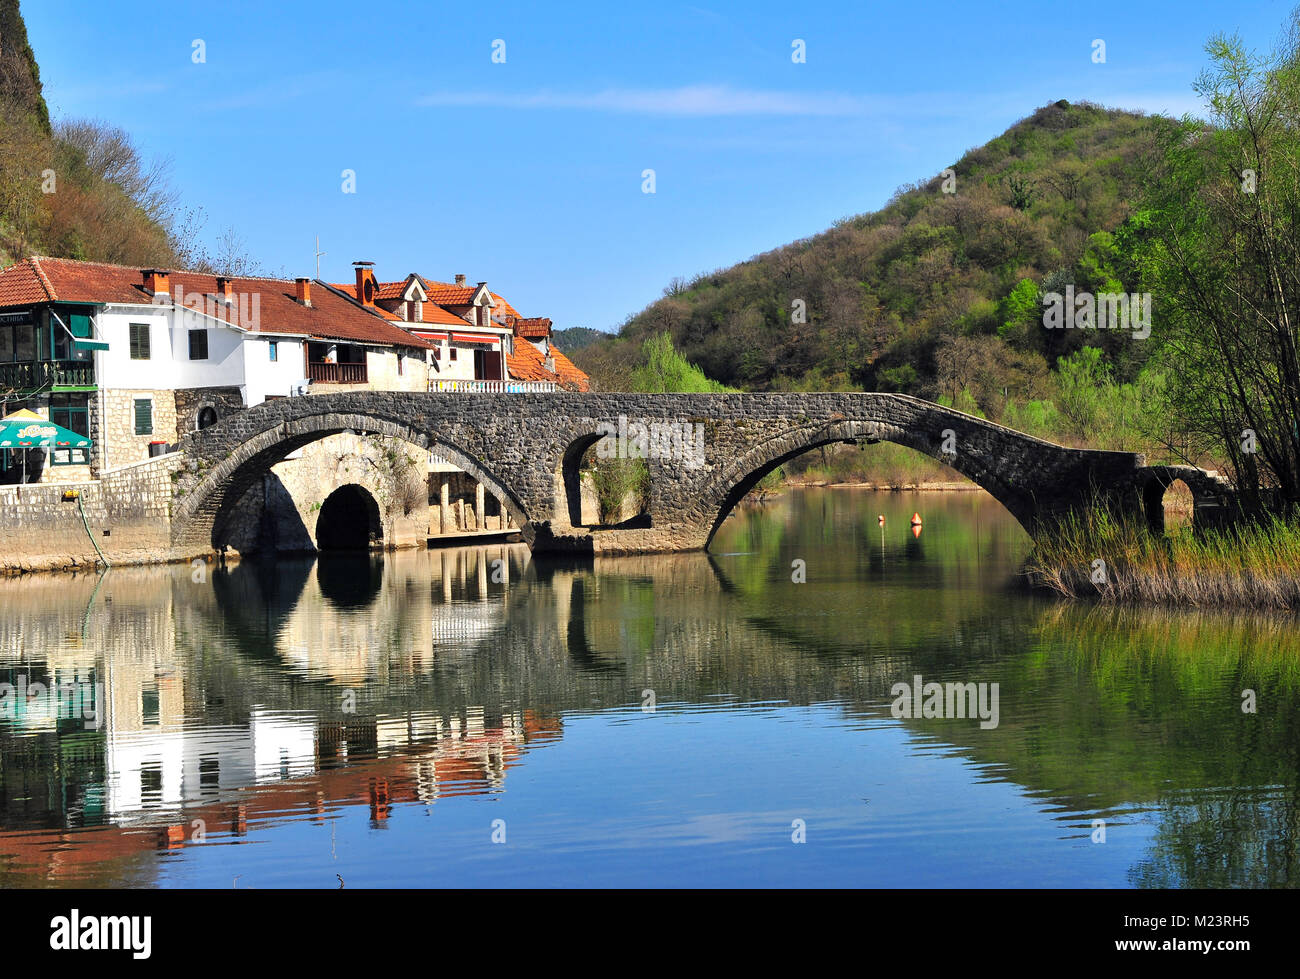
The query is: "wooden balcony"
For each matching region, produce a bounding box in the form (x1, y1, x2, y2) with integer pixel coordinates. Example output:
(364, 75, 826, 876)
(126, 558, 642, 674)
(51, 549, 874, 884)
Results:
(307, 361, 368, 384)
(0, 361, 95, 391)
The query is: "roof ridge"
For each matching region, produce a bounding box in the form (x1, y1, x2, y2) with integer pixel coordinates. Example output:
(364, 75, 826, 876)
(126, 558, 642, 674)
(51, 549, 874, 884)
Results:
(29, 257, 57, 302)
(29, 255, 309, 285)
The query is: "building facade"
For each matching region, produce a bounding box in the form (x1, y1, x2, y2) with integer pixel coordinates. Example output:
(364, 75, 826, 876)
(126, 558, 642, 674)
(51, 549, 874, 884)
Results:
(0, 257, 435, 483)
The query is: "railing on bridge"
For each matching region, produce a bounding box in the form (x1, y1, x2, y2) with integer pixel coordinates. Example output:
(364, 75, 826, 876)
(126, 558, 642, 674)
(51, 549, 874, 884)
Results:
(431, 379, 556, 394)
(307, 362, 368, 384)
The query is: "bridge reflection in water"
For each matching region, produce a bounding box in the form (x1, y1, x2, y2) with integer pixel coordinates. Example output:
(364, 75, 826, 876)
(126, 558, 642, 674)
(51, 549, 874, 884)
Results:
(1, 489, 1299, 887)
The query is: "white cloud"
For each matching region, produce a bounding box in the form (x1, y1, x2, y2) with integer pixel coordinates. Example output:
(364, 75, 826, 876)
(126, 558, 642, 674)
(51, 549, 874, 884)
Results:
(417, 85, 884, 117)
(415, 83, 1212, 124)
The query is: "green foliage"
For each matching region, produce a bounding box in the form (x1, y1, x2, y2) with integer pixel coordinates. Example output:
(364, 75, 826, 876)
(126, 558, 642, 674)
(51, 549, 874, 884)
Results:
(589, 456, 648, 524)
(0, 0, 50, 134)
(0, 4, 179, 267)
(630, 332, 736, 393)
(1055, 346, 1109, 437)
(583, 100, 1172, 400)
(552, 326, 606, 354)
(998, 277, 1040, 344)
(1130, 10, 1300, 510)
(1029, 506, 1300, 610)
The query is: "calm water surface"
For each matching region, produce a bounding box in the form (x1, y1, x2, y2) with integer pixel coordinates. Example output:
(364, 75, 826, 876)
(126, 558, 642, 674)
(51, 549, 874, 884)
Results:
(1, 488, 1297, 888)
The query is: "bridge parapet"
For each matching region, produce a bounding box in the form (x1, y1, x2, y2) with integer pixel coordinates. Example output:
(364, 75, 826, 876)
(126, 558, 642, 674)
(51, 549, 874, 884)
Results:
(166, 391, 1224, 556)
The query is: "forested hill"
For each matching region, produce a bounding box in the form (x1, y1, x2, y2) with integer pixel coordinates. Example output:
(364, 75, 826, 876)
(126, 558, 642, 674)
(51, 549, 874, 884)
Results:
(577, 100, 1176, 401)
(0, 0, 178, 269)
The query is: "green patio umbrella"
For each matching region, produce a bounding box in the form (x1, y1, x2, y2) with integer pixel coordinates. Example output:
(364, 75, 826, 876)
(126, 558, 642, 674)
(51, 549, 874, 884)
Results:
(0, 408, 92, 483)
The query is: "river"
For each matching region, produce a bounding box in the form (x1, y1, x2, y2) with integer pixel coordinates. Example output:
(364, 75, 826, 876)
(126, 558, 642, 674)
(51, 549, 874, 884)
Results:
(0, 487, 1295, 887)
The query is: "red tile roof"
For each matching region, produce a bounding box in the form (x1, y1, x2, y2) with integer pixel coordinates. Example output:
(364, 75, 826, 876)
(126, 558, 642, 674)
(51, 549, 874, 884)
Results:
(375, 281, 410, 301)
(410, 302, 467, 327)
(0, 257, 52, 305)
(503, 340, 590, 391)
(514, 316, 552, 339)
(0, 257, 434, 350)
(551, 348, 590, 392)
(423, 281, 478, 305)
(332, 281, 469, 328)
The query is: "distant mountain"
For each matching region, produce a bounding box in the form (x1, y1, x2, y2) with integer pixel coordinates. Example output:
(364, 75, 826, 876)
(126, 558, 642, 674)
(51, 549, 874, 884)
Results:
(552, 327, 607, 354)
(580, 100, 1173, 396)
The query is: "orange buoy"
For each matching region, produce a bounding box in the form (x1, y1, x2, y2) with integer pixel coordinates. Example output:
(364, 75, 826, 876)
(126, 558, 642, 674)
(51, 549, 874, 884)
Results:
(877, 515, 885, 525)
(910, 512, 922, 526)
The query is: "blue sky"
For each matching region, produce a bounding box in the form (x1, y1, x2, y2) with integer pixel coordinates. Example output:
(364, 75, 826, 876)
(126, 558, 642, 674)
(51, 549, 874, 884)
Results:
(22, 0, 1295, 332)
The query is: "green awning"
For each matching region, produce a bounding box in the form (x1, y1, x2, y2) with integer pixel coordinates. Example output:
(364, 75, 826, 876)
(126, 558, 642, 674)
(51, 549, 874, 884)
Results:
(0, 409, 92, 450)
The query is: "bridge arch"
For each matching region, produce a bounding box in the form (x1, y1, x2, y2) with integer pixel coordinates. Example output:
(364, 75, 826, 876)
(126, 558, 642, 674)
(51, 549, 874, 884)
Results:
(691, 410, 1040, 550)
(172, 408, 530, 553)
(317, 484, 383, 551)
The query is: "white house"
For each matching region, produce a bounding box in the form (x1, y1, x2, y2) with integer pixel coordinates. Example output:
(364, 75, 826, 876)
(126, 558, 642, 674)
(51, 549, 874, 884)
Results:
(0, 257, 435, 481)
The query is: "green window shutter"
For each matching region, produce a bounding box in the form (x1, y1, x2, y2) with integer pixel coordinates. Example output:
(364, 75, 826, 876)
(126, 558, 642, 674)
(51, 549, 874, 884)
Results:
(70, 314, 92, 338)
(130, 324, 151, 360)
(134, 399, 153, 435)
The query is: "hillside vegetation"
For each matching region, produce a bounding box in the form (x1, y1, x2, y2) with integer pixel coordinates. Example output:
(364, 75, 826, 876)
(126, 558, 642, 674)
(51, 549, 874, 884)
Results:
(579, 100, 1171, 404)
(0, 0, 248, 272)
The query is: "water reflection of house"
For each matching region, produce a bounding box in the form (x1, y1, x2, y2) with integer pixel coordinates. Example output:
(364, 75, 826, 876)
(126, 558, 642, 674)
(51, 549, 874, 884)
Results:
(0, 708, 562, 884)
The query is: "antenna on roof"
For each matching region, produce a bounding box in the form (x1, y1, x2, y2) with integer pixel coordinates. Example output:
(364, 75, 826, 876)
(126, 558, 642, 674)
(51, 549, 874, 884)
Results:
(314, 235, 326, 280)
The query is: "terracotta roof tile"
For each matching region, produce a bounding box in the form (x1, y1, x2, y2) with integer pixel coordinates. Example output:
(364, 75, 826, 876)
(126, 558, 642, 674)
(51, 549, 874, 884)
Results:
(551, 348, 590, 392)
(506, 339, 557, 383)
(423, 282, 478, 305)
(411, 302, 468, 327)
(333, 282, 469, 327)
(0, 258, 52, 305)
(514, 316, 552, 339)
(0, 257, 434, 350)
(375, 281, 410, 301)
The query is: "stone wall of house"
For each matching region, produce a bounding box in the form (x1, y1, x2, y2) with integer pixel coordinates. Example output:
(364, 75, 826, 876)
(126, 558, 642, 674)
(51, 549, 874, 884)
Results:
(100, 389, 179, 467)
(174, 386, 245, 436)
(0, 454, 183, 574)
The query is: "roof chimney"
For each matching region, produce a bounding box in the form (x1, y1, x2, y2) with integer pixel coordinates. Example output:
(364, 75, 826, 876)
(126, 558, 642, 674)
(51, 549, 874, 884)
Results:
(353, 261, 376, 307)
(294, 277, 312, 307)
(216, 276, 233, 304)
(143, 268, 171, 296)
(454, 274, 466, 286)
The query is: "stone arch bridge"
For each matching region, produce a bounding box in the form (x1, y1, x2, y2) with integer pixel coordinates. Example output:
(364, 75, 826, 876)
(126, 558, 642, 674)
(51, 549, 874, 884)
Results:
(167, 391, 1230, 557)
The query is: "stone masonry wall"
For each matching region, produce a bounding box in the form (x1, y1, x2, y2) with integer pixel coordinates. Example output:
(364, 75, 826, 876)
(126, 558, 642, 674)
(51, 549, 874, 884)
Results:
(0, 454, 183, 574)
(101, 389, 179, 467)
(218, 433, 431, 555)
(170, 391, 1164, 557)
(174, 386, 245, 437)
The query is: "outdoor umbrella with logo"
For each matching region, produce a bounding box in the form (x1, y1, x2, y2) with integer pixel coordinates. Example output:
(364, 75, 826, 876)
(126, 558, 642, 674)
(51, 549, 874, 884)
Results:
(0, 408, 93, 483)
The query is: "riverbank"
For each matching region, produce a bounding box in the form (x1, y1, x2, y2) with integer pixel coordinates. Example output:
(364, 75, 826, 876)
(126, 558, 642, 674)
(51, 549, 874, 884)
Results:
(1026, 507, 1300, 612)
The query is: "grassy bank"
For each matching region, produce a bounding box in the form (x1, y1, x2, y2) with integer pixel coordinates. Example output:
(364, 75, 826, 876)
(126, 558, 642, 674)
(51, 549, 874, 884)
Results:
(1027, 507, 1300, 611)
